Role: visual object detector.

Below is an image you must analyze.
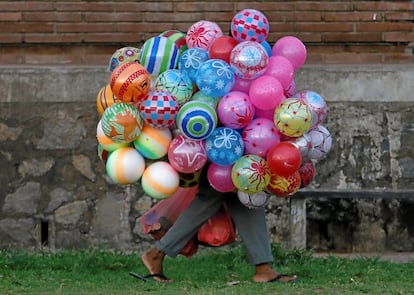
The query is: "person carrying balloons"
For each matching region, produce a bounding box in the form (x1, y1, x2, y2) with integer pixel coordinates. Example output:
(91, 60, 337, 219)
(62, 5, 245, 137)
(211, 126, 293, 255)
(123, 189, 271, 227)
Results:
(99, 5, 334, 285)
(135, 165, 298, 283)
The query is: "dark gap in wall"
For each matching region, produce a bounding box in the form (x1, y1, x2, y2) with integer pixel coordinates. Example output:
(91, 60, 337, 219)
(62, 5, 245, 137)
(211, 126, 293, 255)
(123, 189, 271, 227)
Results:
(41, 220, 49, 246)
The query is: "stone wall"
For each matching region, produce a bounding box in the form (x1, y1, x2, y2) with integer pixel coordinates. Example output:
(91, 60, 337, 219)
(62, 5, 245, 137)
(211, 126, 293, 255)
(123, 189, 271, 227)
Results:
(0, 65, 413, 252)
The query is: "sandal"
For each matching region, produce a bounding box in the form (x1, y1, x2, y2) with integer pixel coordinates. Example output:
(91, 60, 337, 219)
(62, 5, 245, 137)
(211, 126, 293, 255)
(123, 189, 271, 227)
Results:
(267, 273, 298, 283)
(129, 272, 171, 283)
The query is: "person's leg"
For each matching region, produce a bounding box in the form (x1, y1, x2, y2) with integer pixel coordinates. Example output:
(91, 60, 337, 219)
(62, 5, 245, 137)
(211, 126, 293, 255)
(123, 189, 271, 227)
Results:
(141, 183, 224, 281)
(155, 185, 224, 257)
(225, 195, 273, 266)
(226, 195, 297, 283)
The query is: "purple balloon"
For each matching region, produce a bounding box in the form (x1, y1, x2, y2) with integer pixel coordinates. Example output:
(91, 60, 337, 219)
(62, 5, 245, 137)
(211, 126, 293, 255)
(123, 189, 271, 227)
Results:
(231, 75, 253, 93)
(242, 118, 281, 157)
(217, 91, 255, 129)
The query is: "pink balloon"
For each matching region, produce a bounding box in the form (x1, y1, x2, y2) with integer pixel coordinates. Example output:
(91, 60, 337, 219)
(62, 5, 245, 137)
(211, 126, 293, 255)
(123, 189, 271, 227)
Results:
(254, 106, 275, 121)
(249, 75, 285, 111)
(186, 20, 223, 50)
(272, 36, 307, 70)
(231, 75, 253, 93)
(263, 55, 294, 88)
(242, 118, 281, 157)
(207, 163, 236, 192)
(167, 135, 207, 173)
(217, 91, 255, 129)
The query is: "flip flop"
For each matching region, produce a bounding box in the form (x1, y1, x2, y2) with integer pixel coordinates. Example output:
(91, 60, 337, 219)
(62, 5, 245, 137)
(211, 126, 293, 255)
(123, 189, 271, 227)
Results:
(267, 273, 298, 283)
(129, 272, 171, 283)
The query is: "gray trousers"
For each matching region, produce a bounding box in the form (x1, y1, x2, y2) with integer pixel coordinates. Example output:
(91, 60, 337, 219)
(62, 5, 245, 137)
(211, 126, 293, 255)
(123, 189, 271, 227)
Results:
(156, 183, 274, 265)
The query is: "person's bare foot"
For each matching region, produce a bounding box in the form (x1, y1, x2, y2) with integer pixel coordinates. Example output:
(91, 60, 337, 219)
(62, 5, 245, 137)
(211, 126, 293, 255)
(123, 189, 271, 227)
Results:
(253, 263, 297, 283)
(141, 247, 172, 282)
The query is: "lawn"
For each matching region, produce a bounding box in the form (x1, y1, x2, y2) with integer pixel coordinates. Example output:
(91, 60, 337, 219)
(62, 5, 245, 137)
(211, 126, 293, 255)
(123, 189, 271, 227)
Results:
(1, 244, 413, 295)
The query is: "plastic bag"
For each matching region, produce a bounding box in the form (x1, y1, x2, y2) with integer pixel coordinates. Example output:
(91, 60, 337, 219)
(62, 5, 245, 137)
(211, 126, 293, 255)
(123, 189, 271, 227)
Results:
(197, 204, 236, 247)
(141, 185, 199, 257)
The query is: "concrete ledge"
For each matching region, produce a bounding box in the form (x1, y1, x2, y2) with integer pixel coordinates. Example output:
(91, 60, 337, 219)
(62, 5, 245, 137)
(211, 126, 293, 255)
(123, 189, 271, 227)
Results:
(295, 189, 414, 199)
(1, 64, 413, 103)
(296, 64, 414, 102)
(0, 66, 109, 103)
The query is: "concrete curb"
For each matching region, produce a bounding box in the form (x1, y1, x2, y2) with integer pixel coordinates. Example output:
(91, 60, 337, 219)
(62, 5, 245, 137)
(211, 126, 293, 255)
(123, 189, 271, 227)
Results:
(1, 64, 413, 103)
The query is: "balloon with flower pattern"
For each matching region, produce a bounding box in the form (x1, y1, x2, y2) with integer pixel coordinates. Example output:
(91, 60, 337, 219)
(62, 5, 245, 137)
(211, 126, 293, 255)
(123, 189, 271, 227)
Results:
(96, 8, 332, 203)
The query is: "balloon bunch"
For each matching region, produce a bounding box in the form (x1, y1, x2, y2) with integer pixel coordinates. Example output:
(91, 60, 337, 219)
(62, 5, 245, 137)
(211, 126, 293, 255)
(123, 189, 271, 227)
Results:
(96, 8, 333, 207)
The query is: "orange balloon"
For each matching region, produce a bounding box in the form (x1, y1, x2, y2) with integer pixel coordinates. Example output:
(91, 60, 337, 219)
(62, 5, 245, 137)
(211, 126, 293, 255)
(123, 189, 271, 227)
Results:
(109, 62, 151, 103)
(96, 84, 119, 116)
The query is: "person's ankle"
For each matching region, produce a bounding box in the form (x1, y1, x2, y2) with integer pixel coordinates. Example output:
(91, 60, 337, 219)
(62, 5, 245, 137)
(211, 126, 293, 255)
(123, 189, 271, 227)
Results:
(147, 247, 165, 259)
(255, 263, 273, 272)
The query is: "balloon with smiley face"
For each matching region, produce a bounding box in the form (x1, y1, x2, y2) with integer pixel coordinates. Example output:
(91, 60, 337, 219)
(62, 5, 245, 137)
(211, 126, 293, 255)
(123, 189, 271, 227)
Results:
(109, 62, 151, 103)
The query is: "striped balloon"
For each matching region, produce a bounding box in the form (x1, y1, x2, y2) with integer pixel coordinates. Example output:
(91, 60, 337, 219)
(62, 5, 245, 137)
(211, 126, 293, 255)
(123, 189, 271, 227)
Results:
(96, 84, 119, 116)
(159, 30, 188, 55)
(140, 36, 180, 77)
(141, 161, 179, 199)
(133, 125, 172, 160)
(176, 100, 217, 140)
(106, 147, 145, 185)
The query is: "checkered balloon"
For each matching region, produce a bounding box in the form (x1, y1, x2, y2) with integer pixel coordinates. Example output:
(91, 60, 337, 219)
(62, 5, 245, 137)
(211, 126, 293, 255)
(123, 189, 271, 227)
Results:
(139, 90, 179, 128)
(231, 9, 269, 43)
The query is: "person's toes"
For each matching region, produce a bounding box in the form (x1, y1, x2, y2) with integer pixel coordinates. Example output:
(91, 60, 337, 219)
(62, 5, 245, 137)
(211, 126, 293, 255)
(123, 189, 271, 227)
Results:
(151, 273, 173, 283)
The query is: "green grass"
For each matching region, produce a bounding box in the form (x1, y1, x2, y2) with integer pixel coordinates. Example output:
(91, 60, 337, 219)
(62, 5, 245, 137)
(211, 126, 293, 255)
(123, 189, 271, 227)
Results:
(0, 244, 413, 295)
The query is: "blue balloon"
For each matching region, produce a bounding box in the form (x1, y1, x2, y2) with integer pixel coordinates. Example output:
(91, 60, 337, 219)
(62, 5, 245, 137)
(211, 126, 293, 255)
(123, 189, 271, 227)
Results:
(178, 48, 209, 83)
(205, 127, 244, 166)
(196, 59, 235, 99)
(260, 40, 272, 57)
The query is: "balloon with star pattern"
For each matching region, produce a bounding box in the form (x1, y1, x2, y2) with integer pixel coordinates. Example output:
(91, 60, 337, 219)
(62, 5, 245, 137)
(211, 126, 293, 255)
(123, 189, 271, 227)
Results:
(97, 9, 332, 202)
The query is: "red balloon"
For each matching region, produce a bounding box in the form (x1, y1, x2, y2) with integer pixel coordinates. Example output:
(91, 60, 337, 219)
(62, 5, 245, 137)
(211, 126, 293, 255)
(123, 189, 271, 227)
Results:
(267, 170, 301, 197)
(266, 142, 301, 176)
(167, 135, 207, 173)
(208, 36, 239, 63)
(299, 160, 316, 188)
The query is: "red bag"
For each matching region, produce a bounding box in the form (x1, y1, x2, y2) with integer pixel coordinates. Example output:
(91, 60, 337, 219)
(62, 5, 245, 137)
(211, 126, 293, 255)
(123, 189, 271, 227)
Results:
(141, 185, 199, 257)
(197, 204, 237, 247)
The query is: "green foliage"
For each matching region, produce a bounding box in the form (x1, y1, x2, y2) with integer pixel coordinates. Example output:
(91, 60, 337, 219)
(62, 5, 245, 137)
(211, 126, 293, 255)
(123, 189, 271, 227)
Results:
(0, 245, 413, 295)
